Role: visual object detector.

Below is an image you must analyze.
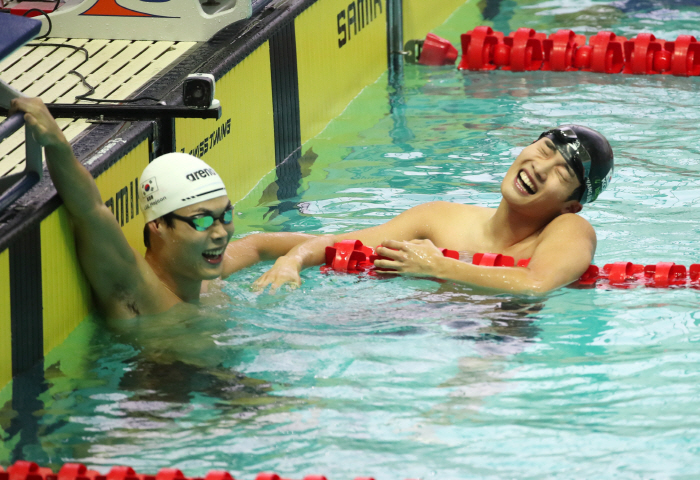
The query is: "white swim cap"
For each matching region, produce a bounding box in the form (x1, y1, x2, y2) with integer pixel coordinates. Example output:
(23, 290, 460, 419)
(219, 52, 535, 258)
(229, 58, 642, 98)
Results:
(139, 153, 228, 223)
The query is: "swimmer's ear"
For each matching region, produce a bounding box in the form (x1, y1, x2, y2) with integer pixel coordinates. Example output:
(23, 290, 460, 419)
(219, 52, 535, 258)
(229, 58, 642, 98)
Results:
(561, 200, 582, 215)
(149, 219, 163, 236)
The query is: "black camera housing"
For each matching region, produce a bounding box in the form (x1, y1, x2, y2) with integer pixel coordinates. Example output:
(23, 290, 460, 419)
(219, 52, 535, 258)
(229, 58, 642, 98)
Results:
(183, 73, 215, 108)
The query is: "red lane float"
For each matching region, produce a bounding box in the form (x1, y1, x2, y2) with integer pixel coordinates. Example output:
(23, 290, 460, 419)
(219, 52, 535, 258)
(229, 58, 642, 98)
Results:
(596, 261, 691, 288)
(421, 27, 700, 76)
(458, 26, 503, 71)
(542, 29, 587, 72)
(501, 28, 545, 71)
(320, 240, 458, 275)
(578, 31, 626, 73)
(205, 474, 233, 480)
(319, 241, 699, 289)
(58, 464, 105, 480)
(472, 252, 515, 267)
(472, 252, 531, 267)
(321, 240, 375, 274)
(418, 33, 459, 66)
(0, 463, 383, 480)
(473, 255, 700, 289)
(623, 33, 666, 74)
(107, 466, 145, 480)
(4, 461, 56, 480)
(666, 35, 700, 76)
(321, 240, 459, 274)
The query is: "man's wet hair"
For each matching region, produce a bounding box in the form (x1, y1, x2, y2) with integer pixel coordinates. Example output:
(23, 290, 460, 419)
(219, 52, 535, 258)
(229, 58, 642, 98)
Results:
(566, 183, 586, 203)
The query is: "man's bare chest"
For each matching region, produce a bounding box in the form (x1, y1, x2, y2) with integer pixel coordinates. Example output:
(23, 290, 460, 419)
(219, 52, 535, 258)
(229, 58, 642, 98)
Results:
(428, 217, 541, 262)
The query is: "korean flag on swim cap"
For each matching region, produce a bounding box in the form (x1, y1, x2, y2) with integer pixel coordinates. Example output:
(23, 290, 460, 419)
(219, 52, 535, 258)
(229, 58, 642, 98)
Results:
(139, 152, 228, 223)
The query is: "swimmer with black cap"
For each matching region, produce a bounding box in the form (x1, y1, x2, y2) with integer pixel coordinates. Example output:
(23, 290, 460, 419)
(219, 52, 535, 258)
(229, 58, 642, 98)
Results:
(10, 97, 312, 319)
(537, 124, 614, 205)
(254, 124, 614, 294)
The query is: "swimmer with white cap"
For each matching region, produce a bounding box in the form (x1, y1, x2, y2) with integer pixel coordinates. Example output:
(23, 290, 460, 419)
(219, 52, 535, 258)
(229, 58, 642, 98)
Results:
(11, 98, 312, 319)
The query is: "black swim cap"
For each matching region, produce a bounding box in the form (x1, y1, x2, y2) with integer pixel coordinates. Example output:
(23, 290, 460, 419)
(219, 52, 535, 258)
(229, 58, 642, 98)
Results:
(539, 124, 614, 204)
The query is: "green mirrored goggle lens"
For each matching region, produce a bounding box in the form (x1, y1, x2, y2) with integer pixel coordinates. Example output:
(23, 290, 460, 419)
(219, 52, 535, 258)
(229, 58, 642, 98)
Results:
(192, 216, 215, 231)
(191, 209, 234, 231)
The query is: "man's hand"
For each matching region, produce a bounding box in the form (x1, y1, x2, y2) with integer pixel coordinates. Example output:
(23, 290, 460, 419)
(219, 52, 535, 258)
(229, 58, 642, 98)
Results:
(251, 234, 337, 292)
(252, 256, 303, 293)
(9, 97, 67, 148)
(222, 232, 315, 278)
(374, 239, 446, 277)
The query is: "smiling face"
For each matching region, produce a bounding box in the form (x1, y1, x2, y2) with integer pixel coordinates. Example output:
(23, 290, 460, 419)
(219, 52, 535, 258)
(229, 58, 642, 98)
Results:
(154, 195, 234, 281)
(501, 137, 583, 219)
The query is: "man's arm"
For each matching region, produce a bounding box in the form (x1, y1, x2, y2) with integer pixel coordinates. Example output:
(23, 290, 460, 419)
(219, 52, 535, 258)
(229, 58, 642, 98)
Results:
(10, 98, 149, 306)
(375, 213, 595, 294)
(252, 202, 442, 290)
(221, 232, 315, 278)
(255, 209, 594, 294)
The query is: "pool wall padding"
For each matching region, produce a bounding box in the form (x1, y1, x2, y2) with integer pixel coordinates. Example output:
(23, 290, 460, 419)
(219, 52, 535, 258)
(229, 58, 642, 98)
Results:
(39, 206, 91, 358)
(403, 0, 468, 44)
(0, 0, 482, 392)
(296, 0, 387, 145)
(175, 44, 276, 204)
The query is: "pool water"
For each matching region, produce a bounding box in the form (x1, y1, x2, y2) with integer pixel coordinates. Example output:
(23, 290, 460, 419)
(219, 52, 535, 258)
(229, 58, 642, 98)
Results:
(4, 1, 700, 478)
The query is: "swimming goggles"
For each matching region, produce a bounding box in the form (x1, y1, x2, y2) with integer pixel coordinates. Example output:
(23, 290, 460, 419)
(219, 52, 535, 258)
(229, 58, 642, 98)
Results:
(169, 207, 234, 232)
(538, 127, 592, 183)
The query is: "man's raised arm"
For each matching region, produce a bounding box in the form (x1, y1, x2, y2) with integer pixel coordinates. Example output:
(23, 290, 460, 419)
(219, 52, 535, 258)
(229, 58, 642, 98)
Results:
(9, 98, 147, 304)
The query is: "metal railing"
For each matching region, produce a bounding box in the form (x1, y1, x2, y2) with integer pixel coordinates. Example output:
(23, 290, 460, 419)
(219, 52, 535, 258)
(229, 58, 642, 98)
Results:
(0, 91, 43, 212)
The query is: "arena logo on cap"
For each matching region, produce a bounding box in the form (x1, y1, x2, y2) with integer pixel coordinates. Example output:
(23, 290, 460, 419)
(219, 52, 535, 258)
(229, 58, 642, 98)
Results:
(186, 168, 218, 182)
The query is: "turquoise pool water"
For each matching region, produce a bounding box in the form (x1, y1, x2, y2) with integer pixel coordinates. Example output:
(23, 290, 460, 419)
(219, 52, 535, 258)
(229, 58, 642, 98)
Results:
(4, 1, 700, 478)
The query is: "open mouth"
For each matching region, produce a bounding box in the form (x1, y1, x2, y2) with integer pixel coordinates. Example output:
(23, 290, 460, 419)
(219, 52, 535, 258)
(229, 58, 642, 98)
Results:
(202, 247, 225, 265)
(517, 170, 537, 195)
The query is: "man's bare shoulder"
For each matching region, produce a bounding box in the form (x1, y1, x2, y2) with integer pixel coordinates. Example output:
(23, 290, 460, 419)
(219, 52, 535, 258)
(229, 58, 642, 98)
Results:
(538, 213, 597, 253)
(543, 213, 595, 236)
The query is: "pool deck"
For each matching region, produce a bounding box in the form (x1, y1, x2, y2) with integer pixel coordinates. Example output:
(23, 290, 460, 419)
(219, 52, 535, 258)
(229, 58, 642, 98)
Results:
(0, 38, 196, 177)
